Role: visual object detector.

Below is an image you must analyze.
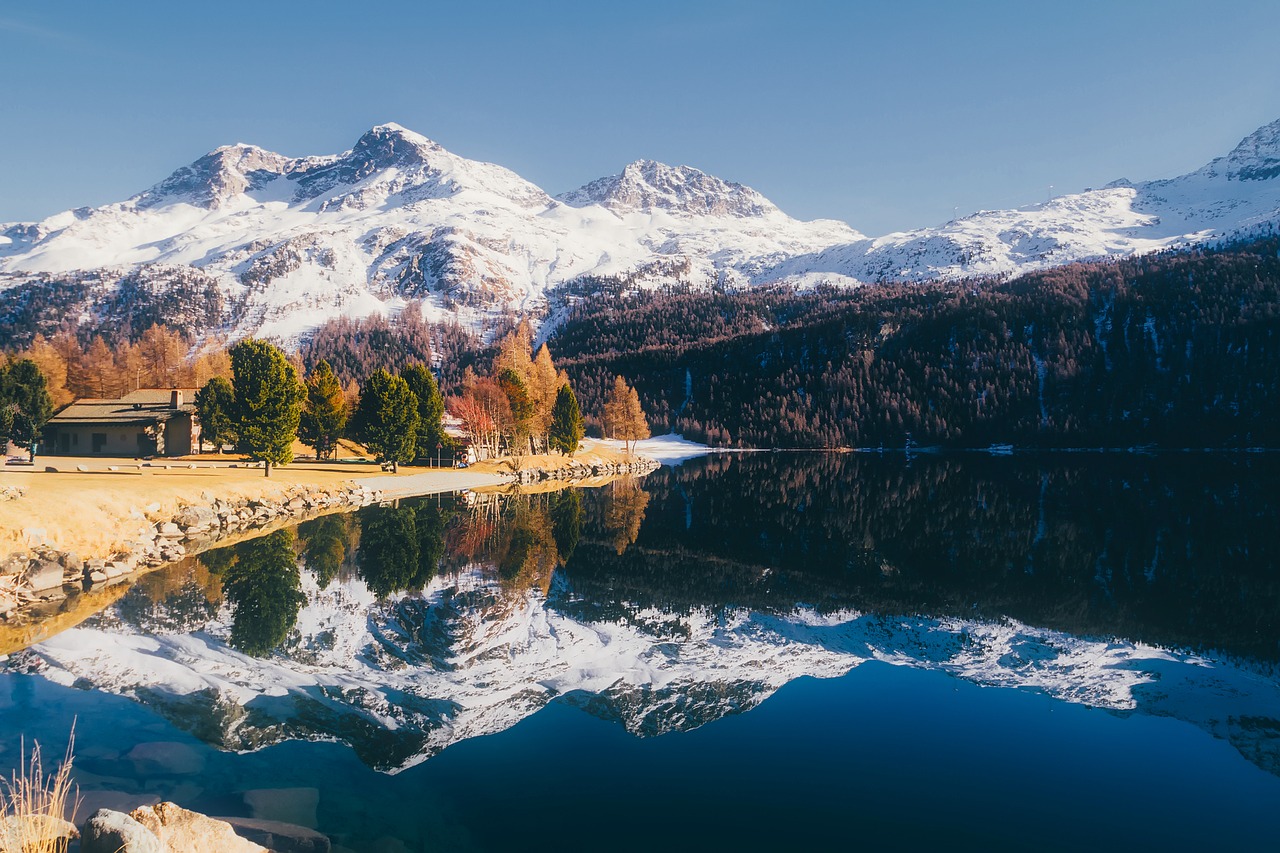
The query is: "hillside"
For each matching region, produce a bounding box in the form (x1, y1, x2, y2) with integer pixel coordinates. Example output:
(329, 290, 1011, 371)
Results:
(1, 119, 1278, 348)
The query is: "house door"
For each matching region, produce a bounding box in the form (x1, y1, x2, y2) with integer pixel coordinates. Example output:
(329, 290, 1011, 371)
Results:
(91, 433, 107, 453)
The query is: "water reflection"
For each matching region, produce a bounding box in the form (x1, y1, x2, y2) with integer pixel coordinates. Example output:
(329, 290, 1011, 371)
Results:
(9, 454, 1280, 780)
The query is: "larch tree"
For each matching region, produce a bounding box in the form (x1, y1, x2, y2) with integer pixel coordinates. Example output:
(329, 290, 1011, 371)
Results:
(195, 376, 236, 453)
(300, 359, 348, 460)
(549, 383, 585, 457)
(19, 335, 73, 409)
(401, 363, 447, 463)
(230, 339, 305, 477)
(137, 324, 190, 388)
(353, 369, 419, 472)
(604, 375, 649, 455)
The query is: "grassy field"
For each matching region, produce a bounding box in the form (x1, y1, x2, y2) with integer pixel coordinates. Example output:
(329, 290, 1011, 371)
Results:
(0, 439, 643, 562)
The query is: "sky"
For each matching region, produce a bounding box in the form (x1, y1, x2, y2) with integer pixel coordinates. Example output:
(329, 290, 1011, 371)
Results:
(1, 0, 1279, 234)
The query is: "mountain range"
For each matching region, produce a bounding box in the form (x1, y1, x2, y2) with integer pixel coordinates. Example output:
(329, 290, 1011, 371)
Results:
(2, 119, 1279, 343)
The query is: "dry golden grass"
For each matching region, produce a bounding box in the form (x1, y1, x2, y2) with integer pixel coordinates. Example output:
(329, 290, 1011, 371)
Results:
(0, 728, 79, 853)
(466, 438, 639, 476)
(0, 458, 382, 560)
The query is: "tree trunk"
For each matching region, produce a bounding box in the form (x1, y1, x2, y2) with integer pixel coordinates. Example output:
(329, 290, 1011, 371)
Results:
(392, 460, 399, 473)
(264, 460, 272, 478)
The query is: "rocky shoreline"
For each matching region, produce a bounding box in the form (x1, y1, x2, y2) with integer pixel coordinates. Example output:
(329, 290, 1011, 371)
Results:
(0, 482, 386, 623)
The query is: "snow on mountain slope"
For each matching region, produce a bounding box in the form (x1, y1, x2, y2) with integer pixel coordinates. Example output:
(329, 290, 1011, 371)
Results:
(21, 566, 1280, 775)
(770, 118, 1280, 285)
(0, 125, 859, 343)
(1, 119, 1279, 343)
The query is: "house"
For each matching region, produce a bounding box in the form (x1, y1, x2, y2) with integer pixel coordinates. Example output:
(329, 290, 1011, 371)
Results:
(44, 389, 201, 457)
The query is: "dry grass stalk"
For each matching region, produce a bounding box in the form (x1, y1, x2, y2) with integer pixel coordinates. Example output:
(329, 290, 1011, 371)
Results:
(0, 726, 80, 853)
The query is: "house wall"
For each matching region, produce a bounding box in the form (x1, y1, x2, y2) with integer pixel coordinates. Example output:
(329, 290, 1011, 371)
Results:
(164, 414, 196, 457)
(46, 424, 156, 457)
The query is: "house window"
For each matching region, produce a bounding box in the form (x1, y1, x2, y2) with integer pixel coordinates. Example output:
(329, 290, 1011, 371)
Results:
(92, 433, 107, 453)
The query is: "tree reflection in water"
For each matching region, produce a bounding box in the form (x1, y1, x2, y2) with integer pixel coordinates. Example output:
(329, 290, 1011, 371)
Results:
(219, 529, 305, 657)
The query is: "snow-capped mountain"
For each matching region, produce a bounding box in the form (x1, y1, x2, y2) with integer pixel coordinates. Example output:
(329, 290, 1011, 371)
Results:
(19, 566, 1280, 776)
(1, 119, 1279, 344)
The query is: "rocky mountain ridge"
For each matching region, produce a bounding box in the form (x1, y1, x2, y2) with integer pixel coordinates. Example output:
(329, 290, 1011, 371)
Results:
(1, 119, 1278, 345)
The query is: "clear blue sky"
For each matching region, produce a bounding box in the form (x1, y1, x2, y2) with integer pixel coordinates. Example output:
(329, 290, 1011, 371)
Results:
(2, 0, 1278, 234)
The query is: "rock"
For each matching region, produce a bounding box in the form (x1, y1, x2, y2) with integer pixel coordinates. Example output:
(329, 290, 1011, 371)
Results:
(105, 562, 132, 579)
(88, 570, 108, 584)
(174, 506, 218, 530)
(155, 522, 183, 538)
(0, 813, 79, 850)
(24, 560, 65, 592)
(243, 787, 319, 828)
(218, 817, 331, 853)
(131, 802, 267, 853)
(81, 808, 164, 853)
(126, 741, 206, 776)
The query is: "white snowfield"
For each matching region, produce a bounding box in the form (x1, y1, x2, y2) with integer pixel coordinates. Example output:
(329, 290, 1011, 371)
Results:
(1, 119, 1278, 342)
(24, 566, 1280, 775)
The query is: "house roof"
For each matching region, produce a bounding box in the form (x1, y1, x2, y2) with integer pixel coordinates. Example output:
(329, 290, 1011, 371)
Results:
(48, 389, 198, 427)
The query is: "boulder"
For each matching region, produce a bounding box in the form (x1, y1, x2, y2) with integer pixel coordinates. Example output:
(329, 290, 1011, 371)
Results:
(155, 522, 183, 538)
(130, 802, 267, 853)
(80, 808, 164, 853)
(218, 816, 331, 853)
(174, 506, 218, 530)
(0, 813, 79, 850)
(126, 741, 206, 776)
(24, 560, 65, 592)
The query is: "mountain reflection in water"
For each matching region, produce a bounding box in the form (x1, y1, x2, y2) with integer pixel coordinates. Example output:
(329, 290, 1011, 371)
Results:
(10, 453, 1280, 781)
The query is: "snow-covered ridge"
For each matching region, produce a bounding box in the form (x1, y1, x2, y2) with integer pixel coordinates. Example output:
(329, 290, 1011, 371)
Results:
(21, 567, 1280, 776)
(1, 119, 1279, 343)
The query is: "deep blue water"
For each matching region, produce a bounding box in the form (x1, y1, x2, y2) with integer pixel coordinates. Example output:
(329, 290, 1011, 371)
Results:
(2, 453, 1279, 851)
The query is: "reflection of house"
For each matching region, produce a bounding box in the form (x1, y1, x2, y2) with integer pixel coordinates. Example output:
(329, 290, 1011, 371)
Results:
(44, 389, 200, 457)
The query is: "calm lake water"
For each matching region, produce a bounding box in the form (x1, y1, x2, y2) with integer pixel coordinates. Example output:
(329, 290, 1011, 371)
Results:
(2, 453, 1279, 851)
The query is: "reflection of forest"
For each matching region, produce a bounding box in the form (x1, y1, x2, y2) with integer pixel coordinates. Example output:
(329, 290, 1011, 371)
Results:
(120, 454, 1280, 663)
(559, 454, 1280, 661)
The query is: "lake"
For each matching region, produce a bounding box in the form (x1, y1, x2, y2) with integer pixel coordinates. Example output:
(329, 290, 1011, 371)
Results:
(2, 453, 1279, 851)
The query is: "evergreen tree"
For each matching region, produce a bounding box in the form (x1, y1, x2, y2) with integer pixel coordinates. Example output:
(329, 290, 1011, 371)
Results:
(401, 363, 446, 462)
(353, 369, 419, 472)
(195, 376, 236, 453)
(299, 359, 348, 460)
(0, 359, 54, 460)
(230, 339, 305, 477)
(497, 367, 534, 459)
(549, 383, 585, 456)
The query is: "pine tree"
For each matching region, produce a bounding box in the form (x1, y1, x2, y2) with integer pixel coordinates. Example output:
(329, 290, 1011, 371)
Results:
(230, 339, 305, 477)
(497, 367, 534, 460)
(299, 359, 348, 460)
(549, 383, 585, 457)
(401, 363, 446, 463)
(353, 369, 419, 472)
(0, 359, 53, 460)
(195, 376, 236, 453)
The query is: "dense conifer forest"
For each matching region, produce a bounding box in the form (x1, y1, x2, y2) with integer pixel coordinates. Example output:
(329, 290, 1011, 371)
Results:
(551, 236, 1280, 448)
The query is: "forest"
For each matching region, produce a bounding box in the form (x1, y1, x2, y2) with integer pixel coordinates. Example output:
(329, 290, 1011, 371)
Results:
(550, 235, 1280, 448)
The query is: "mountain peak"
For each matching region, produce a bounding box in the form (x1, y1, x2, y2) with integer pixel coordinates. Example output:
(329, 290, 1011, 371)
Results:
(1222, 117, 1280, 181)
(136, 143, 293, 209)
(558, 160, 781, 218)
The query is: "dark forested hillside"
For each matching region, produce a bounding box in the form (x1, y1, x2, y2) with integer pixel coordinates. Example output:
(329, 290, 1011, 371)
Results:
(551, 236, 1280, 448)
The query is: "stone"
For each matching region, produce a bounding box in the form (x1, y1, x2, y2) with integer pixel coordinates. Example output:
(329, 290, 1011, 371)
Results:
(130, 802, 267, 853)
(80, 808, 164, 853)
(24, 560, 65, 592)
(0, 813, 79, 850)
(126, 741, 206, 776)
(243, 786, 319, 828)
(76, 463, 90, 472)
(174, 506, 218, 530)
(155, 522, 183, 538)
(218, 816, 331, 853)
(88, 570, 108, 584)
(106, 562, 132, 579)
